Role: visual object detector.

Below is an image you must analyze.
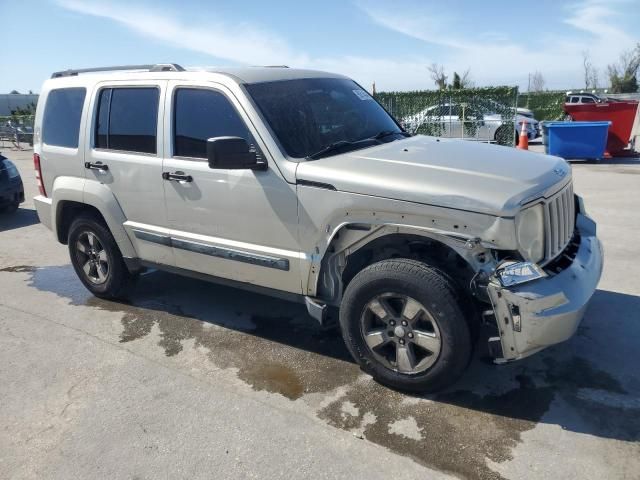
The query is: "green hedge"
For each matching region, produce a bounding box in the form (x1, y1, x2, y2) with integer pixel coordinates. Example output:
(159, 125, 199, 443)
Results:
(517, 91, 566, 121)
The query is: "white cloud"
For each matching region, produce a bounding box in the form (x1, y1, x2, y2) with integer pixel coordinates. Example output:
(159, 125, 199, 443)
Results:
(55, 0, 309, 66)
(55, 0, 637, 92)
(54, 0, 421, 90)
(351, 6, 468, 50)
(564, 0, 633, 44)
(357, 0, 638, 89)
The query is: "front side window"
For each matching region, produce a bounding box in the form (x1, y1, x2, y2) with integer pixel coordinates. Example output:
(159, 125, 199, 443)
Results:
(43, 87, 86, 148)
(173, 88, 253, 158)
(448, 105, 462, 117)
(245, 78, 402, 159)
(95, 87, 159, 154)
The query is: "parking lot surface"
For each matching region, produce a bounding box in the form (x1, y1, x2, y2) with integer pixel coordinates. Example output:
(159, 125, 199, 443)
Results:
(1, 148, 639, 480)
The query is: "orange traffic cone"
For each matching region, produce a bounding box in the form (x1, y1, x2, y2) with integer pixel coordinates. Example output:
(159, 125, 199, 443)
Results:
(517, 119, 529, 150)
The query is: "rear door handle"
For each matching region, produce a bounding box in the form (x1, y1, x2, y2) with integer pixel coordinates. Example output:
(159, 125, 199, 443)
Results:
(162, 171, 193, 183)
(85, 161, 109, 172)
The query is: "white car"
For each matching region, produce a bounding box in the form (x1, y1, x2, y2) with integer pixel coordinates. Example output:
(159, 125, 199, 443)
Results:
(565, 92, 602, 105)
(402, 103, 538, 143)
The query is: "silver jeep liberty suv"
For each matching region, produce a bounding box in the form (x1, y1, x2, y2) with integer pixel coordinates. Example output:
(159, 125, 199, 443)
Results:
(33, 64, 603, 392)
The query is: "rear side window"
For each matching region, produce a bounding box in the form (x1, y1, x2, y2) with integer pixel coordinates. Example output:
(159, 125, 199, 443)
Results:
(42, 88, 86, 148)
(95, 87, 159, 154)
(173, 88, 253, 158)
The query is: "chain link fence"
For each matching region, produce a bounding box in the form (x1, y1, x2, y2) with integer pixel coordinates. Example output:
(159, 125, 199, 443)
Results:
(375, 86, 519, 145)
(0, 114, 34, 149)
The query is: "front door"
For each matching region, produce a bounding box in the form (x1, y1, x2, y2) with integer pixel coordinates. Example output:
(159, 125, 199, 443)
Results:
(161, 81, 301, 294)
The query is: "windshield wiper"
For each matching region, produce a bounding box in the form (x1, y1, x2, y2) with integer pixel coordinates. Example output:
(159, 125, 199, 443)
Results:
(306, 131, 410, 160)
(371, 130, 411, 140)
(307, 139, 364, 160)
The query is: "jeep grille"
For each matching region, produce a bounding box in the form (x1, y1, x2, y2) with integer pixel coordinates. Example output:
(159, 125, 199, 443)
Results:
(543, 181, 575, 262)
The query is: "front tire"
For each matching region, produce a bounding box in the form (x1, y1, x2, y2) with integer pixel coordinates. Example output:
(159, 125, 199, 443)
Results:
(339, 259, 471, 393)
(68, 213, 133, 299)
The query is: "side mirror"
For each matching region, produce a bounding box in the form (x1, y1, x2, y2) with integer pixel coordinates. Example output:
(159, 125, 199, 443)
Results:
(206, 136, 266, 170)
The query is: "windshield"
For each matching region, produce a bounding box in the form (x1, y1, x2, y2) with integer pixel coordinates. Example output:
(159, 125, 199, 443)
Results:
(245, 78, 403, 159)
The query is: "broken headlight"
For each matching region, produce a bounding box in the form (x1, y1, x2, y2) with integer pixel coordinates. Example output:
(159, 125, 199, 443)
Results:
(496, 261, 547, 287)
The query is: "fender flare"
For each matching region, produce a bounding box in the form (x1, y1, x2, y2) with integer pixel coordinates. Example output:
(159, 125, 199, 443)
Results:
(52, 177, 137, 259)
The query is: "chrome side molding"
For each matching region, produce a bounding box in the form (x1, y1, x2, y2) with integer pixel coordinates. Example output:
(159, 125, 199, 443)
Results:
(132, 229, 290, 271)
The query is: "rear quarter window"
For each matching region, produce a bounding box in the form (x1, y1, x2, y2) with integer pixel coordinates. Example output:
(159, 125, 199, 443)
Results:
(42, 88, 86, 148)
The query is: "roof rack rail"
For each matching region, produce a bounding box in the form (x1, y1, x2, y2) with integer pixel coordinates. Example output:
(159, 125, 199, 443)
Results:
(51, 63, 185, 78)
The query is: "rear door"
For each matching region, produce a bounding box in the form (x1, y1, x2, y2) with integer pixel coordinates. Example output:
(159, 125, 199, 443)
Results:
(83, 80, 174, 266)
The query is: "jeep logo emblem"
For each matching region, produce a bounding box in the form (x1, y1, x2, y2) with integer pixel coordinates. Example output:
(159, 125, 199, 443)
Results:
(553, 167, 567, 177)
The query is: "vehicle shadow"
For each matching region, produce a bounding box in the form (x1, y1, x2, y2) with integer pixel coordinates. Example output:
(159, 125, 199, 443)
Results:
(21, 264, 640, 444)
(0, 208, 39, 232)
(571, 157, 640, 165)
(26, 264, 354, 363)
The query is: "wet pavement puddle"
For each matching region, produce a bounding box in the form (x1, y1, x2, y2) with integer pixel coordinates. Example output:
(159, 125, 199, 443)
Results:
(3, 264, 639, 480)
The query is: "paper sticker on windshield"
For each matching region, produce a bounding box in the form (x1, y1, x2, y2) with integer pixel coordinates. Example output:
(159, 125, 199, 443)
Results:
(353, 89, 372, 101)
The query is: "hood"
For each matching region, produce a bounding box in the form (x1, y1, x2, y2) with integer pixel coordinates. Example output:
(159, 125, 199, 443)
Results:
(295, 135, 570, 217)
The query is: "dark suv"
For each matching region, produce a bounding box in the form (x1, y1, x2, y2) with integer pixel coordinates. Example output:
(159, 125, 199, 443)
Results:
(0, 154, 24, 213)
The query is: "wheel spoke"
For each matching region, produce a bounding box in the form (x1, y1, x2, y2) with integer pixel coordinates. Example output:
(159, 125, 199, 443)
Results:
(364, 329, 388, 349)
(87, 232, 98, 249)
(367, 298, 395, 323)
(96, 263, 108, 282)
(402, 297, 423, 323)
(76, 239, 90, 255)
(98, 250, 108, 263)
(82, 260, 93, 277)
(413, 329, 441, 355)
(396, 344, 416, 373)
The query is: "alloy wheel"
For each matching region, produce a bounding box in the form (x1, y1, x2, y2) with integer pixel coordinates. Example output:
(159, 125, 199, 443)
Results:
(360, 292, 442, 374)
(75, 231, 109, 284)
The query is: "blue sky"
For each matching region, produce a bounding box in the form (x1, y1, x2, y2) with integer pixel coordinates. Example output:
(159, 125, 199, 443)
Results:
(1, 0, 638, 93)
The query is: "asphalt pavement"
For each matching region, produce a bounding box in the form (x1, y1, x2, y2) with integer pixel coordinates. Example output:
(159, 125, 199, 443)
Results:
(1, 146, 639, 480)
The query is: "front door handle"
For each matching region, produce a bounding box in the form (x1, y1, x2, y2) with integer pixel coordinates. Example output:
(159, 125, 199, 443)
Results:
(85, 161, 109, 172)
(162, 171, 193, 183)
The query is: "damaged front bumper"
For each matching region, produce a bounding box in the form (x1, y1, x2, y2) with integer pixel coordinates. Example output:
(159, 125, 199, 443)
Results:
(486, 210, 603, 362)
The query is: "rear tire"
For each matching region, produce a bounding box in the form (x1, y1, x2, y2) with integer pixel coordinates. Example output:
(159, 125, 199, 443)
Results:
(68, 213, 133, 299)
(339, 258, 472, 393)
(494, 125, 516, 146)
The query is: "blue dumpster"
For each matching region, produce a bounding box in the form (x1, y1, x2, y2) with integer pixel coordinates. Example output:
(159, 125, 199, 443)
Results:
(541, 121, 610, 160)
